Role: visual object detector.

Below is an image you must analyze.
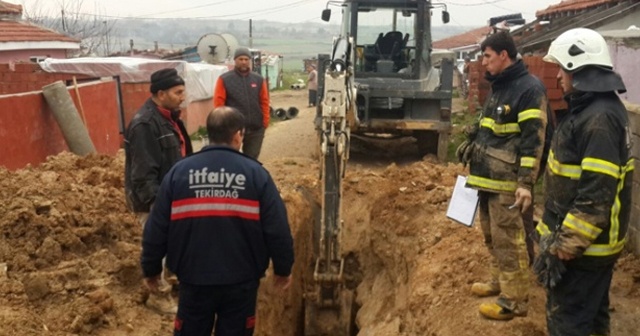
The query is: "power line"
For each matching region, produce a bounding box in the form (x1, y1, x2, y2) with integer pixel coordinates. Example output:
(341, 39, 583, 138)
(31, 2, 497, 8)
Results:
(133, 0, 235, 18)
(62, 0, 318, 20)
(441, 0, 510, 7)
(480, 0, 535, 16)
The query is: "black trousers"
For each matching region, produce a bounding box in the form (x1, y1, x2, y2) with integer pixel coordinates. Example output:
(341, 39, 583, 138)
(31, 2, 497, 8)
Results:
(242, 128, 265, 160)
(546, 263, 614, 336)
(174, 280, 259, 336)
(308, 89, 317, 106)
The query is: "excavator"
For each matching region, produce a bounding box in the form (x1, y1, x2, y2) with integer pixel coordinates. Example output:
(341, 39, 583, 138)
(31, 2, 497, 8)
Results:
(305, 1, 452, 334)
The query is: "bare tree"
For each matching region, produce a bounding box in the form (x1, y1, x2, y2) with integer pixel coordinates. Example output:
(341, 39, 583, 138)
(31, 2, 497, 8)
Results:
(22, 0, 118, 56)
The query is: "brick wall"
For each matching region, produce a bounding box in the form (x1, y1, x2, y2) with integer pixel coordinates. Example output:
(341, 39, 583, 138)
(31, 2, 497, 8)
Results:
(0, 62, 91, 95)
(466, 56, 567, 114)
(625, 103, 640, 255)
(0, 80, 121, 170)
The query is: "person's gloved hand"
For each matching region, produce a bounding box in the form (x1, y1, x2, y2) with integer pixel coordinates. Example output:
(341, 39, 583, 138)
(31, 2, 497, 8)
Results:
(456, 140, 474, 167)
(533, 232, 566, 291)
(463, 124, 479, 140)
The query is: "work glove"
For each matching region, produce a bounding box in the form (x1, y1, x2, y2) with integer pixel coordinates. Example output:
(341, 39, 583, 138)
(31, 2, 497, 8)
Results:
(456, 140, 474, 167)
(533, 232, 567, 291)
(463, 124, 479, 140)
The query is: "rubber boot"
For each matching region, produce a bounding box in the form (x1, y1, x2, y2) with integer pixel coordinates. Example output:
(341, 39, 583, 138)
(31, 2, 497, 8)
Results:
(471, 264, 500, 297)
(479, 302, 515, 320)
(480, 270, 529, 320)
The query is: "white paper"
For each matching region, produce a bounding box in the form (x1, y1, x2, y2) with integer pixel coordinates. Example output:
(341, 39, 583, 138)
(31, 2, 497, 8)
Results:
(446, 175, 479, 227)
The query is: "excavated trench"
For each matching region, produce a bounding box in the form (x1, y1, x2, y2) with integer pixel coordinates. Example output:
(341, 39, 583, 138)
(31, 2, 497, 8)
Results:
(1, 151, 639, 336)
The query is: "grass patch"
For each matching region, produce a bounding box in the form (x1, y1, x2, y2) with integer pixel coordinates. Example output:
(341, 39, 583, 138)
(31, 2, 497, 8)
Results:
(274, 70, 308, 91)
(446, 111, 479, 163)
(190, 126, 207, 141)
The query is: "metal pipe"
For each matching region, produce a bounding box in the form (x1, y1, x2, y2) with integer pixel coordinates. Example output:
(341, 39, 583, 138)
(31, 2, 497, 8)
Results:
(42, 81, 96, 156)
(286, 106, 299, 119)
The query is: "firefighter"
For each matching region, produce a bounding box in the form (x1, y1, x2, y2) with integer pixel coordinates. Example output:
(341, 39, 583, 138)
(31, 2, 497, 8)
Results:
(456, 31, 548, 320)
(141, 106, 294, 335)
(539, 27, 632, 336)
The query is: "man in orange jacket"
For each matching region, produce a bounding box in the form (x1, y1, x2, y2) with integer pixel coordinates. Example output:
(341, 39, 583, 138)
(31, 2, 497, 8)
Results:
(214, 47, 270, 160)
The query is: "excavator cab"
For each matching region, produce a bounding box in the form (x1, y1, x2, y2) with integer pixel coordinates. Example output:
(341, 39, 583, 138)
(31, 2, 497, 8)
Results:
(320, 0, 454, 159)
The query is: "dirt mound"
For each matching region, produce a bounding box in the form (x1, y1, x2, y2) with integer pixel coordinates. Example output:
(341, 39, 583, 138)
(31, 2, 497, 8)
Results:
(0, 151, 147, 335)
(1, 147, 639, 336)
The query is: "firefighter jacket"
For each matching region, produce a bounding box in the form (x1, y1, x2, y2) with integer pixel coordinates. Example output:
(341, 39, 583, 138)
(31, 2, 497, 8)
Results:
(141, 146, 294, 285)
(467, 60, 549, 193)
(537, 91, 633, 268)
(124, 99, 184, 212)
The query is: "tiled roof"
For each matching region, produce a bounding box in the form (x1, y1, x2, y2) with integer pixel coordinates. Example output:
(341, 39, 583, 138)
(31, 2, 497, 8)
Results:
(433, 26, 492, 49)
(0, 20, 80, 43)
(536, 0, 623, 18)
(519, 0, 639, 52)
(0, 1, 22, 15)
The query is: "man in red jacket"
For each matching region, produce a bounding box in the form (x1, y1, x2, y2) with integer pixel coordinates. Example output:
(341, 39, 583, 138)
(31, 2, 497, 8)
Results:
(214, 47, 270, 160)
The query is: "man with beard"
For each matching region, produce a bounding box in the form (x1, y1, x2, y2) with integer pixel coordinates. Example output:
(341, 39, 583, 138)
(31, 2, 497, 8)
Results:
(214, 47, 270, 160)
(124, 67, 193, 314)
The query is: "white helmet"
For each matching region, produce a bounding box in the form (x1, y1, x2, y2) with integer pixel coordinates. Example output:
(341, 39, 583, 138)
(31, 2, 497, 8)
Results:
(543, 28, 612, 71)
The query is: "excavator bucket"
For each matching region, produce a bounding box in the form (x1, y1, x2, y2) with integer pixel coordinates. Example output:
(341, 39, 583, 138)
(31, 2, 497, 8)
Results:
(304, 289, 355, 336)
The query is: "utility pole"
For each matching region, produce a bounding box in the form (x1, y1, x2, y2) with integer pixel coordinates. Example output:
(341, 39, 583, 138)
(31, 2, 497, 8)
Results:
(61, 9, 66, 32)
(249, 19, 253, 48)
(103, 21, 110, 55)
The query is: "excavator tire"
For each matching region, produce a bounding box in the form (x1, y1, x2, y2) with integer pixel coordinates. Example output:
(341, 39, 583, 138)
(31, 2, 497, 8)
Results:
(414, 130, 439, 157)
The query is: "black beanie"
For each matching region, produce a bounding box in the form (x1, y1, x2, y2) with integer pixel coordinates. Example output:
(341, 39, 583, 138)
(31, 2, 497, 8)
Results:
(234, 47, 251, 59)
(150, 68, 185, 94)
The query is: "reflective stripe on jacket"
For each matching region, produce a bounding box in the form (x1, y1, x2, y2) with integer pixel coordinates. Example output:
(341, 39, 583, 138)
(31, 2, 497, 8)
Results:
(468, 60, 549, 193)
(537, 91, 633, 268)
(141, 146, 294, 285)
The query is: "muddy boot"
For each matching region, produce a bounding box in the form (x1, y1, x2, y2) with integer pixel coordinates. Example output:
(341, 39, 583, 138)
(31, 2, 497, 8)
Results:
(479, 302, 517, 320)
(479, 270, 529, 320)
(471, 281, 500, 297)
(146, 292, 177, 315)
(471, 265, 500, 297)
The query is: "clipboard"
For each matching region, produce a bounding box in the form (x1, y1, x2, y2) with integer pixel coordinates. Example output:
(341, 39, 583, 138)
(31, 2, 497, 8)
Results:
(446, 175, 479, 227)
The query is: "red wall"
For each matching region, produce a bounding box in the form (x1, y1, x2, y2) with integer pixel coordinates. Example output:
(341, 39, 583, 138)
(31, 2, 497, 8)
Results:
(0, 80, 121, 170)
(467, 56, 567, 113)
(0, 62, 92, 95)
(0, 62, 214, 170)
(0, 49, 68, 64)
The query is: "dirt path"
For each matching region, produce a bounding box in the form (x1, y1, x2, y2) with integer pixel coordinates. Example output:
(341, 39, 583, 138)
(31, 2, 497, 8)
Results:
(261, 90, 318, 162)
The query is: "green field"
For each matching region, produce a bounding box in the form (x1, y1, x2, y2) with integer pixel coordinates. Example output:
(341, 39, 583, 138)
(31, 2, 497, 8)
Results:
(253, 38, 333, 71)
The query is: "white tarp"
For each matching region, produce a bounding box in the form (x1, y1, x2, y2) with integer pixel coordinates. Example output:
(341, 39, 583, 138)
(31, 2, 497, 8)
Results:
(39, 57, 228, 103)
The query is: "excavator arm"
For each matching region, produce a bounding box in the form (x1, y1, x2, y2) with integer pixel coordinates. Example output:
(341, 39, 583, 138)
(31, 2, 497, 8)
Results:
(305, 36, 358, 336)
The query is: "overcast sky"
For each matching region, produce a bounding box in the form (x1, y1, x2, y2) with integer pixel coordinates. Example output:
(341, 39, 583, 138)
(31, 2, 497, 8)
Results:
(15, 0, 562, 27)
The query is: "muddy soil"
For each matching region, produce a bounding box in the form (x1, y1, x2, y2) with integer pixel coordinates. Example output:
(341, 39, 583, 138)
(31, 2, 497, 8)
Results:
(0, 90, 639, 335)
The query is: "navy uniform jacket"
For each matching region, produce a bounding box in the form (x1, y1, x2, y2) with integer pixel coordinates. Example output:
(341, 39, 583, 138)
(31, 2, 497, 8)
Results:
(538, 91, 633, 269)
(468, 60, 549, 193)
(141, 146, 294, 285)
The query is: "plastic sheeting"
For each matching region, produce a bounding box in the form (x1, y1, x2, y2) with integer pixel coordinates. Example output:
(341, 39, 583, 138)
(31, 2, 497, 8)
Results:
(39, 57, 228, 103)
